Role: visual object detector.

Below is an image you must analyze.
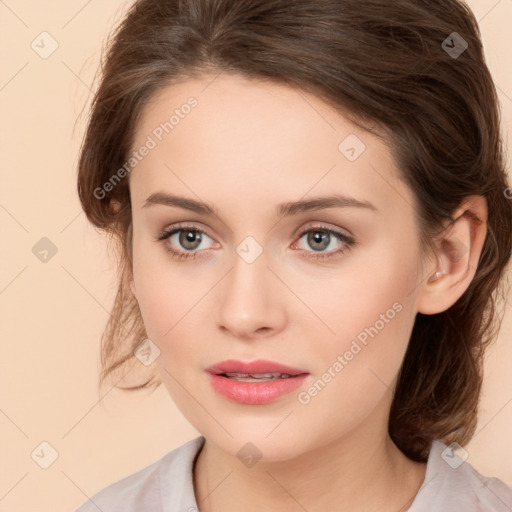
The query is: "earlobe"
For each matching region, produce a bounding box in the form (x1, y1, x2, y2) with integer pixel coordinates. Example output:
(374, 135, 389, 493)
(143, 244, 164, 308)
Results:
(417, 195, 487, 315)
(428, 270, 446, 283)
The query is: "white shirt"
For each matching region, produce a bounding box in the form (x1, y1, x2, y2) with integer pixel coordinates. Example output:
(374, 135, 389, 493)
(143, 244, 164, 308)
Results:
(76, 436, 512, 511)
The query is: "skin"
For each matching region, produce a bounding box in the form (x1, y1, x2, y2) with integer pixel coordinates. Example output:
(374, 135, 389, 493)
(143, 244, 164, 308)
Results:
(126, 72, 487, 512)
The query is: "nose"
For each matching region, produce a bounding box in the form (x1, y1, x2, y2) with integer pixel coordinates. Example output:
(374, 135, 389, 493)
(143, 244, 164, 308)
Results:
(216, 246, 287, 340)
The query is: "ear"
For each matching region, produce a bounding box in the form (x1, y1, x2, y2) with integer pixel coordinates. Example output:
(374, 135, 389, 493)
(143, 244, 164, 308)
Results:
(417, 195, 487, 315)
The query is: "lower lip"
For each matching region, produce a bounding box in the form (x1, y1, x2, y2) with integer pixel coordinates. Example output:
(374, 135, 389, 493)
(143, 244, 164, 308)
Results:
(208, 373, 309, 405)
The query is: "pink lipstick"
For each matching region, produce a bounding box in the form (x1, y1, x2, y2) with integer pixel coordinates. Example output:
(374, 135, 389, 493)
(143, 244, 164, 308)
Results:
(206, 359, 309, 405)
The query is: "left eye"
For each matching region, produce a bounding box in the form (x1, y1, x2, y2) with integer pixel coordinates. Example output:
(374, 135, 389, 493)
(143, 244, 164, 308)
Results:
(296, 228, 346, 252)
(291, 226, 356, 260)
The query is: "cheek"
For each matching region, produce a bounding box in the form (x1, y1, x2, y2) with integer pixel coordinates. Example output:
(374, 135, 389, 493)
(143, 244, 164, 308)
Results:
(293, 282, 415, 443)
(131, 240, 205, 339)
(291, 241, 416, 342)
(293, 248, 418, 396)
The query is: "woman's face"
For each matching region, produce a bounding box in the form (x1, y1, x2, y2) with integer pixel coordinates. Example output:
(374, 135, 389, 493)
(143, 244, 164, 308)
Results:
(127, 73, 430, 460)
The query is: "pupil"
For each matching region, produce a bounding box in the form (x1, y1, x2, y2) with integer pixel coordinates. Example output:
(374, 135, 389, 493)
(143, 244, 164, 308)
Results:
(309, 231, 329, 251)
(180, 230, 201, 249)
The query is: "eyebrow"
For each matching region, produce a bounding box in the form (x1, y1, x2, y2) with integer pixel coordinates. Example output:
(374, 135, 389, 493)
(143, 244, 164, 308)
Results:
(142, 192, 378, 217)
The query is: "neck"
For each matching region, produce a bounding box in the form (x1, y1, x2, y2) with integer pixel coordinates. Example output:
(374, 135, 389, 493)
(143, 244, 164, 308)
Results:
(193, 414, 427, 512)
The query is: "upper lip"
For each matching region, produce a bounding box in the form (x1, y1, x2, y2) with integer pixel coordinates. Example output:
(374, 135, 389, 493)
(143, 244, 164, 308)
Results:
(206, 359, 309, 376)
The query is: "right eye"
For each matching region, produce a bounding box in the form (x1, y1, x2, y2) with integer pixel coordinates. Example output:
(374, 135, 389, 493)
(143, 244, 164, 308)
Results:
(156, 224, 218, 261)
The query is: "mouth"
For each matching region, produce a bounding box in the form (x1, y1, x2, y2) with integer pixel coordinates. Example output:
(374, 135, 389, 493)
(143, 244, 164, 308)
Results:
(205, 359, 310, 404)
(206, 358, 308, 378)
(219, 372, 299, 382)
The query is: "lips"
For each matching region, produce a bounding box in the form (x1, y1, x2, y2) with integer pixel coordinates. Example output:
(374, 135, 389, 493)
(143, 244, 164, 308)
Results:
(205, 359, 310, 404)
(205, 359, 308, 377)
(206, 359, 310, 405)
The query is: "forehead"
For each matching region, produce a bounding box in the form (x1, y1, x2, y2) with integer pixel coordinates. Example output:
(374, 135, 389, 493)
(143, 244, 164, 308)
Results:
(128, 73, 415, 218)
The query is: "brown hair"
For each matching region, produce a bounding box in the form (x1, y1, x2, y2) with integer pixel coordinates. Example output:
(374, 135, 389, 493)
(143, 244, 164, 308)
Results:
(77, 0, 512, 462)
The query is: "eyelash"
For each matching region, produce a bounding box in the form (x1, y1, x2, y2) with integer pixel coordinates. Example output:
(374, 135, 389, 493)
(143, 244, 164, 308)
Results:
(155, 222, 356, 262)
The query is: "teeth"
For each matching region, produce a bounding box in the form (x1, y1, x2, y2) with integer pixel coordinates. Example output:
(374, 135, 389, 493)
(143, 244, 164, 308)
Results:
(223, 372, 293, 381)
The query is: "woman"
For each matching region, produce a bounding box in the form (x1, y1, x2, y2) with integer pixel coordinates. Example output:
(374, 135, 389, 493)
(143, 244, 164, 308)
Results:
(76, 0, 512, 510)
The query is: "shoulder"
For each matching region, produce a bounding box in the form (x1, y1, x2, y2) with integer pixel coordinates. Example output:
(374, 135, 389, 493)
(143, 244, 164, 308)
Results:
(75, 436, 205, 512)
(409, 440, 512, 512)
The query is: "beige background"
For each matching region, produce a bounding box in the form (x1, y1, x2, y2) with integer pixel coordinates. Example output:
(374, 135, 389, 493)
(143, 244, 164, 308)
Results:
(0, 1, 511, 511)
